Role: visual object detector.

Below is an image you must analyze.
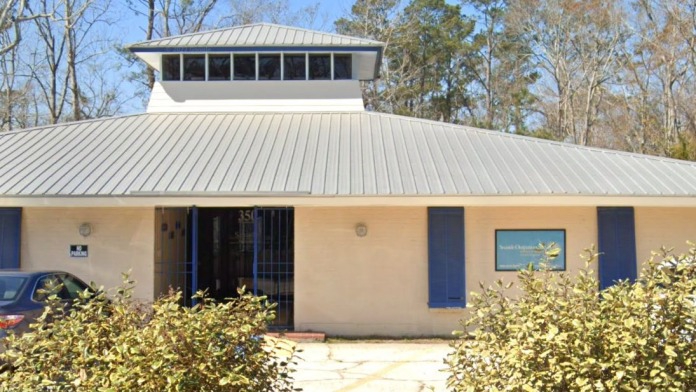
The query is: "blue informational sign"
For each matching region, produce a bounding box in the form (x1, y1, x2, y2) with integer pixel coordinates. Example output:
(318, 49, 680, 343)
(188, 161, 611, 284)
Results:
(495, 230, 565, 271)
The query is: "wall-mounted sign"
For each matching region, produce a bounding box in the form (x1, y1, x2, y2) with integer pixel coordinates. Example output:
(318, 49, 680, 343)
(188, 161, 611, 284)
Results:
(495, 230, 565, 271)
(69, 245, 88, 258)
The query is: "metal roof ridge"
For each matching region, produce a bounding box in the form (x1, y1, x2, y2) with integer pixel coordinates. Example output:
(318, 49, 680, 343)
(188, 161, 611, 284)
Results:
(362, 111, 696, 168)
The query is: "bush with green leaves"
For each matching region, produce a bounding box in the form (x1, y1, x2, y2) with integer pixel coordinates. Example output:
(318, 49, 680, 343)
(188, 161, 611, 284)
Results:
(447, 245, 696, 391)
(0, 276, 296, 391)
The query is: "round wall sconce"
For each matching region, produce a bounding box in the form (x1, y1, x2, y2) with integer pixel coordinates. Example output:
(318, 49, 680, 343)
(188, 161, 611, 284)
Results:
(355, 223, 368, 237)
(79, 223, 92, 237)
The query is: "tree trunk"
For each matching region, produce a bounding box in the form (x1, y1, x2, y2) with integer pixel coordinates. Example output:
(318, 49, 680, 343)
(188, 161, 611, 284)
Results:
(66, 0, 81, 121)
(146, 0, 155, 89)
(484, 20, 494, 128)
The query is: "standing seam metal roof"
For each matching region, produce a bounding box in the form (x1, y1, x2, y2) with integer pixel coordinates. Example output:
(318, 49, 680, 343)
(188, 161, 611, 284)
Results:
(2, 112, 696, 197)
(128, 23, 384, 49)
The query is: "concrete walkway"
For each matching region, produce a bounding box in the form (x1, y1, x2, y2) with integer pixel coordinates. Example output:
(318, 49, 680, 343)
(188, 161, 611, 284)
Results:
(292, 341, 453, 392)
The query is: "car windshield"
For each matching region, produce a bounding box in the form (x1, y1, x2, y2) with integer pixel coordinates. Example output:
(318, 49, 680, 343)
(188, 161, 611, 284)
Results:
(0, 276, 26, 301)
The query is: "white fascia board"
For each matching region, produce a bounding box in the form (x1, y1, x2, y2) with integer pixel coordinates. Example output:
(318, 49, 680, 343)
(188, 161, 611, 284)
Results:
(146, 98, 366, 113)
(147, 80, 365, 113)
(3, 195, 696, 208)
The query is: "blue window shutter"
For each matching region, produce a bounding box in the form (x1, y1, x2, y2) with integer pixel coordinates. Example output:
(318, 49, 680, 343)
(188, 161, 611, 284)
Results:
(428, 207, 465, 308)
(597, 207, 637, 290)
(0, 208, 22, 269)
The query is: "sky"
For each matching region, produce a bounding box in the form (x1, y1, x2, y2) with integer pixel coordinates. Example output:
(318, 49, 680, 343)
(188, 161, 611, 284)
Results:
(114, 1, 348, 47)
(114, 1, 464, 44)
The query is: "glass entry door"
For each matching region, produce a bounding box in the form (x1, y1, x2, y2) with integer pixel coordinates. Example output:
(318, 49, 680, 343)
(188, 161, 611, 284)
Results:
(254, 208, 294, 330)
(197, 208, 255, 300)
(188, 207, 294, 330)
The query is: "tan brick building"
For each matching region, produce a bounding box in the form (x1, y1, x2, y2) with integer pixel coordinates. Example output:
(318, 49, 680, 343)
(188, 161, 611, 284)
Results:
(2, 24, 696, 336)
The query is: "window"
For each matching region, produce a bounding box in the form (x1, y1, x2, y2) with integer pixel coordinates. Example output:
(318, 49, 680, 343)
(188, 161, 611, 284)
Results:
(334, 54, 352, 80)
(284, 54, 306, 80)
(60, 274, 89, 299)
(309, 54, 331, 80)
(234, 54, 256, 80)
(258, 54, 281, 80)
(33, 274, 89, 302)
(33, 275, 69, 301)
(428, 207, 465, 308)
(0, 277, 26, 301)
(162, 54, 180, 81)
(183, 54, 205, 81)
(162, 52, 355, 82)
(208, 54, 231, 80)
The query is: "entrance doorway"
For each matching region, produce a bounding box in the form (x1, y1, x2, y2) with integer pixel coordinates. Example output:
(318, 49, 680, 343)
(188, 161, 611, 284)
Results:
(154, 207, 294, 329)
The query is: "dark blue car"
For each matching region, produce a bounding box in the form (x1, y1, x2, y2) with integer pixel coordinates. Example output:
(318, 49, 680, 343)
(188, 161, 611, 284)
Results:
(0, 271, 90, 338)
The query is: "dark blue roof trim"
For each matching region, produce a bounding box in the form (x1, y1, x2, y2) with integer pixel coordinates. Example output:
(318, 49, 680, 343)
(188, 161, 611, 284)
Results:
(129, 46, 382, 54)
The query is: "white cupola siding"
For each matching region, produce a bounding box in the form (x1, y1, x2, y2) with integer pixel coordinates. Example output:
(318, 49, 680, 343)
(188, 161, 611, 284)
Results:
(127, 23, 384, 114)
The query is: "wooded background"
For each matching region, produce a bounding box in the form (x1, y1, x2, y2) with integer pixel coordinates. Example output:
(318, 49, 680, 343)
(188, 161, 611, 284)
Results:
(2, 0, 696, 160)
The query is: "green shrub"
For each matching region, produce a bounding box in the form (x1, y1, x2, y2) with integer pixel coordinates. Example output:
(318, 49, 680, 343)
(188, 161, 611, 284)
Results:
(447, 246, 696, 391)
(0, 276, 296, 391)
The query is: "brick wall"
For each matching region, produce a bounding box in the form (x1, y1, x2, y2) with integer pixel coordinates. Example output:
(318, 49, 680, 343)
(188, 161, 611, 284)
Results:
(21, 207, 154, 300)
(294, 206, 598, 336)
(635, 207, 696, 267)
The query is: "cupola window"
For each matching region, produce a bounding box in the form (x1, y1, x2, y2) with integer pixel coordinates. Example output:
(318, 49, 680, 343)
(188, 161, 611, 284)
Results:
(183, 54, 205, 81)
(208, 54, 231, 80)
(160, 53, 353, 81)
(234, 54, 256, 80)
(308, 54, 331, 80)
(162, 54, 181, 81)
(284, 54, 306, 80)
(258, 54, 281, 80)
(334, 54, 352, 80)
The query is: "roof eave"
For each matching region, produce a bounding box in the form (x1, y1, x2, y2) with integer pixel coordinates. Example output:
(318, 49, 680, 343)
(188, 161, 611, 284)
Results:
(128, 44, 384, 53)
(4, 194, 696, 208)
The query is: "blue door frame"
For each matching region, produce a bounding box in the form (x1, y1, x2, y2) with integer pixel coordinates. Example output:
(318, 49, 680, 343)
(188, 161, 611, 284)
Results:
(0, 208, 22, 269)
(191, 206, 199, 304)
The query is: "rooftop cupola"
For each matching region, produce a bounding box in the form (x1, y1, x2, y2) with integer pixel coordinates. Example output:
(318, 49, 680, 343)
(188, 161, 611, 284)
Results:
(128, 23, 384, 113)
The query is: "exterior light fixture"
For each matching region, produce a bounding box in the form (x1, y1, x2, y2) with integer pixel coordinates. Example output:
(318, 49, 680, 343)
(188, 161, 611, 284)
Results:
(79, 223, 92, 237)
(355, 223, 368, 237)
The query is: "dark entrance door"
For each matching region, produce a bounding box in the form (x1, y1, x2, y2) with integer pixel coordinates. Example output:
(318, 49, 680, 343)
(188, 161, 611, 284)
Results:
(196, 208, 256, 300)
(195, 207, 294, 330)
(0, 208, 21, 269)
(155, 207, 294, 329)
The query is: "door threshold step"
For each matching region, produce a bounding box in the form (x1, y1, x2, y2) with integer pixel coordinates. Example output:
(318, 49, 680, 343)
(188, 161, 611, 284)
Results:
(266, 332, 326, 342)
